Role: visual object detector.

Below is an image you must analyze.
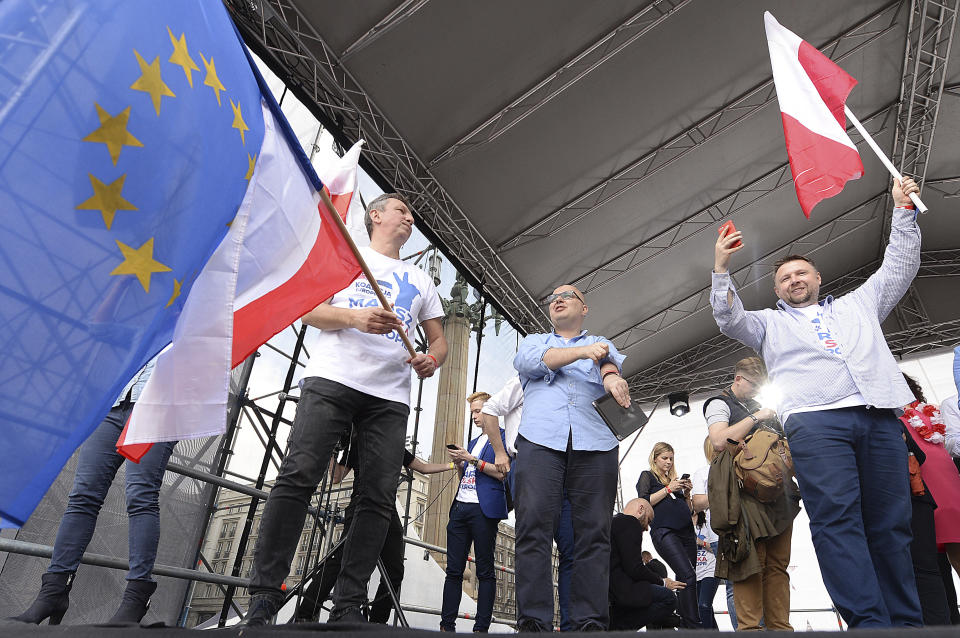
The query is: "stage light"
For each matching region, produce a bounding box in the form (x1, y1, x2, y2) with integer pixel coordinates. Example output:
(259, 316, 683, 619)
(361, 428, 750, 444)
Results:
(668, 391, 690, 417)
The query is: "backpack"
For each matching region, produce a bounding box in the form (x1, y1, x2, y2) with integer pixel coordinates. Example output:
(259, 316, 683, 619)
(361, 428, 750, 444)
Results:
(733, 429, 794, 503)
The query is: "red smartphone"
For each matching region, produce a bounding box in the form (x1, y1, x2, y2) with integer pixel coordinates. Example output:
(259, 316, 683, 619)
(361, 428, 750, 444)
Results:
(718, 220, 742, 248)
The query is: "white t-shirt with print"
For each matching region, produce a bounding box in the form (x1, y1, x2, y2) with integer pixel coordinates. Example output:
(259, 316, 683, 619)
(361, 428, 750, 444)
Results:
(692, 465, 718, 580)
(300, 246, 444, 405)
(455, 436, 488, 504)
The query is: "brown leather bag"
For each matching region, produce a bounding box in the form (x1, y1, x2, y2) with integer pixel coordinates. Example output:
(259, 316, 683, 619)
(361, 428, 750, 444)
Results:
(733, 429, 794, 503)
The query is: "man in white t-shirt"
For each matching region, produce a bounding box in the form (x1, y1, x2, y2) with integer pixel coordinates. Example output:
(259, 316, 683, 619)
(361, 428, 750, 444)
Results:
(245, 193, 447, 626)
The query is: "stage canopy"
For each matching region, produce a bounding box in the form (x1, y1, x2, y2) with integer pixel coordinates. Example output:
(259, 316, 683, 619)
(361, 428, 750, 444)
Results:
(227, 0, 960, 402)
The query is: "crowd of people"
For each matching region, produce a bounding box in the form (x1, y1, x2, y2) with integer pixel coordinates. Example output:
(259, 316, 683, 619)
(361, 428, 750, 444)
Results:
(11, 177, 960, 631)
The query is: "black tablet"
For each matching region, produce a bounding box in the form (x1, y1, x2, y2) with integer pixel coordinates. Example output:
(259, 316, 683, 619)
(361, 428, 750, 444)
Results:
(592, 392, 649, 441)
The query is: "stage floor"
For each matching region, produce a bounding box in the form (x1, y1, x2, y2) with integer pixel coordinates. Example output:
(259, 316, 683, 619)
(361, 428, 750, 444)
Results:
(3, 621, 960, 637)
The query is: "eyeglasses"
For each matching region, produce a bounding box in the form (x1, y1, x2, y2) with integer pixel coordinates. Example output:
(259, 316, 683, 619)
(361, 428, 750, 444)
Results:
(543, 290, 585, 306)
(739, 376, 763, 387)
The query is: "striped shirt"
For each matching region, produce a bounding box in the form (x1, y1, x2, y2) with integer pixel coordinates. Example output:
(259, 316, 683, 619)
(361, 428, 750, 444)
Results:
(710, 207, 920, 423)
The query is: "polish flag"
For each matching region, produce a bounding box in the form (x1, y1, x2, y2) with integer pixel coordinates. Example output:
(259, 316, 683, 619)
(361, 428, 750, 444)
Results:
(764, 12, 864, 217)
(116, 105, 364, 461)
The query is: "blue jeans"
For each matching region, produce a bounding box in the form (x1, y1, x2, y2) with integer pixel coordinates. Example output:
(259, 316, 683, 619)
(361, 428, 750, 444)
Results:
(250, 377, 409, 612)
(786, 406, 922, 628)
(554, 494, 574, 631)
(441, 501, 499, 631)
(710, 541, 737, 630)
(697, 577, 719, 629)
(48, 405, 176, 581)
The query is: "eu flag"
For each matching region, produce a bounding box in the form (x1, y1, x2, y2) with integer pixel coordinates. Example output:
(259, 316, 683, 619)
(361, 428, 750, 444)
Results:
(0, 0, 266, 525)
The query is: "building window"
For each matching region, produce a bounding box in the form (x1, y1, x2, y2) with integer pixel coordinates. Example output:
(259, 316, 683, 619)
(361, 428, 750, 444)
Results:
(295, 555, 305, 576)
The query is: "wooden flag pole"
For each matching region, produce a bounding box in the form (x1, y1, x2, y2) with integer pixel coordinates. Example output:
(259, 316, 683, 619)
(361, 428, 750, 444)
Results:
(844, 105, 928, 213)
(318, 188, 418, 358)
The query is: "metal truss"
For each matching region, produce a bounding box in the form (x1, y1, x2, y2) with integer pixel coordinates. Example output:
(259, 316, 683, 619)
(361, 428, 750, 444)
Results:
(225, 0, 549, 334)
(570, 103, 897, 294)
(429, 0, 691, 166)
(893, 0, 958, 186)
(498, 0, 904, 252)
(879, 0, 958, 329)
(926, 174, 960, 197)
(339, 0, 430, 60)
(627, 249, 960, 402)
(611, 192, 890, 352)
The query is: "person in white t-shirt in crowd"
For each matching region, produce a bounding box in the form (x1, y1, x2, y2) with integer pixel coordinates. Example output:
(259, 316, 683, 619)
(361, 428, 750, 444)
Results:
(691, 437, 726, 630)
(440, 392, 508, 632)
(243, 193, 447, 626)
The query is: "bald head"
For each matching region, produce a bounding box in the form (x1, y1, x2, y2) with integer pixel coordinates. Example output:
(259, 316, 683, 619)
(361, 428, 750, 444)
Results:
(546, 284, 588, 333)
(624, 498, 653, 528)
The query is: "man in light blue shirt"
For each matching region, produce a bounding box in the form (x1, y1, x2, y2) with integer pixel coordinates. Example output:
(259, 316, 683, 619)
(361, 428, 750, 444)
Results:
(710, 177, 922, 628)
(512, 284, 630, 632)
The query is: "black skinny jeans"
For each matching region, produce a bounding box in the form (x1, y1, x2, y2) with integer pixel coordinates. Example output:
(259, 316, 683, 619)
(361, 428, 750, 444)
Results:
(651, 526, 700, 628)
(249, 378, 408, 613)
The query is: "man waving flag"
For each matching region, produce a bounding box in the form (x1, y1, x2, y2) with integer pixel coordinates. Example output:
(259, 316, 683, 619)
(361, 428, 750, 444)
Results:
(764, 11, 864, 218)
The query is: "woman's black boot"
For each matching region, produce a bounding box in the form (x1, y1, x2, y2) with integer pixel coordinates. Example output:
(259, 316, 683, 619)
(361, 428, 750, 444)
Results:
(107, 579, 157, 624)
(9, 572, 74, 625)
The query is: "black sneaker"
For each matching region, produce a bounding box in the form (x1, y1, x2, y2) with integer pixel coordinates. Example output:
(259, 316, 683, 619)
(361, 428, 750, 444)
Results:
(578, 620, 606, 632)
(329, 606, 367, 624)
(241, 594, 281, 627)
(516, 618, 548, 632)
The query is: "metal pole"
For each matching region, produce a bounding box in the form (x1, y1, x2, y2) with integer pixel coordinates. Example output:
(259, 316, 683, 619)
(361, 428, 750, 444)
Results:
(403, 375, 426, 535)
(466, 291, 486, 444)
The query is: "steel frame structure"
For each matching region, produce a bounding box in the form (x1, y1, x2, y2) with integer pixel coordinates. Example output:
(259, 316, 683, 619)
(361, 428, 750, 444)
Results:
(429, 0, 691, 167)
(224, 0, 548, 335)
(498, 0, 904, 252)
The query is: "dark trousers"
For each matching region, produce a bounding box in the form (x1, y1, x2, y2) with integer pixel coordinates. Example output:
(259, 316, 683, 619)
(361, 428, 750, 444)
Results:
(554, 495, 574, 631)
(910, 498, 951, 625)
(697, 577, 719, 629)
(786, 406, 922, 628)
(49, 405, 176, 581)
(609, 584, 677, 630)
(249, 378, 408, 613)
(296, 505, 405, 623)
(441, 501, 500, 631)
(514, 436, 618, 630)
(651, 526, 699, 628)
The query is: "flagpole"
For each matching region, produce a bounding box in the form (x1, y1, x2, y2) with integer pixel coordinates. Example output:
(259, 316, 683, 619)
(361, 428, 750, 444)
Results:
(318, 188, 419, 358)
(844, 105, 928, 213)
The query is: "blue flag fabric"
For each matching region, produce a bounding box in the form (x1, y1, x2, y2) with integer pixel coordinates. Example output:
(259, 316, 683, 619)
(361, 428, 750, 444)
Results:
(0, 0, 267, 526)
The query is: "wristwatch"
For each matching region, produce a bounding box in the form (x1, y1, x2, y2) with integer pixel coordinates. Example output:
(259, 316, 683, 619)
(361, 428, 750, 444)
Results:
(469, 458, 479, 467)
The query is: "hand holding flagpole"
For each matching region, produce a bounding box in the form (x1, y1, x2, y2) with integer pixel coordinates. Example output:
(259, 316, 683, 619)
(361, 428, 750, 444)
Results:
(318, 188, 418, 358)
(843, 106, 927, 213)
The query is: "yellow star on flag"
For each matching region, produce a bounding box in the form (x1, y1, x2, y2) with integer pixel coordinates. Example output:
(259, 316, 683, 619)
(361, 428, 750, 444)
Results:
(230, 99, 249, 145)
(167, 27, 200, 87)
(83, 104, 144, 166)
(110, 238, 172, 292)
(166, 278, 182, 308)
(76, 173, 137, 229)
(245, 153, 257, 181)
(131, 49, 175, 116)
(199, 51, 226, 106)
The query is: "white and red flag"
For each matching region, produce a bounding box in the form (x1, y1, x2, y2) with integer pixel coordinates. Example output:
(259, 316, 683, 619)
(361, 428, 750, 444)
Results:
(116, 105, 364, 461)
(764, 11, 864, 217)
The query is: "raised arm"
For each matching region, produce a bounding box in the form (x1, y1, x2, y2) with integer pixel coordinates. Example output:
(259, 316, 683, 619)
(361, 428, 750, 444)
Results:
(853, 177, 921, 320)
(711, 228, 766, 351)
(408, 457, 458, 475)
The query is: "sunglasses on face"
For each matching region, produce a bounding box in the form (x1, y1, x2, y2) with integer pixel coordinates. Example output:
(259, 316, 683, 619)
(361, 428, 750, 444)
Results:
(544, 290, 585, 306)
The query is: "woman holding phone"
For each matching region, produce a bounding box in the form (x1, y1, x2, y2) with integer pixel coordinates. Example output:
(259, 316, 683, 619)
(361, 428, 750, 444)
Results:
(636, 442, 700, 629)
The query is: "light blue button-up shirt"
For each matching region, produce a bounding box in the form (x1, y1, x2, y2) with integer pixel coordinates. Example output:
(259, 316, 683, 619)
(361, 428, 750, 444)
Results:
(112, 358, 156, 407)
(513, 330, 625, 452)
(710, 206, 920, 422)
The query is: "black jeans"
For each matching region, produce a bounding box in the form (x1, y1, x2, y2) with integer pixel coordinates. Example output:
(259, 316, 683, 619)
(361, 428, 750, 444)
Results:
(441, 501, 500, 631)
(609, 584, 678, 630)
(652, 526, 699, 628)
(514, 435, 618, 630)
(296, 504, 406, 623)
(249, 378, 408, 613)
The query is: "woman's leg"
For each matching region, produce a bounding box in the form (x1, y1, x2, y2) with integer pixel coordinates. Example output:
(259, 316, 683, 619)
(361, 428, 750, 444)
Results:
(652, 528, 700, 628)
